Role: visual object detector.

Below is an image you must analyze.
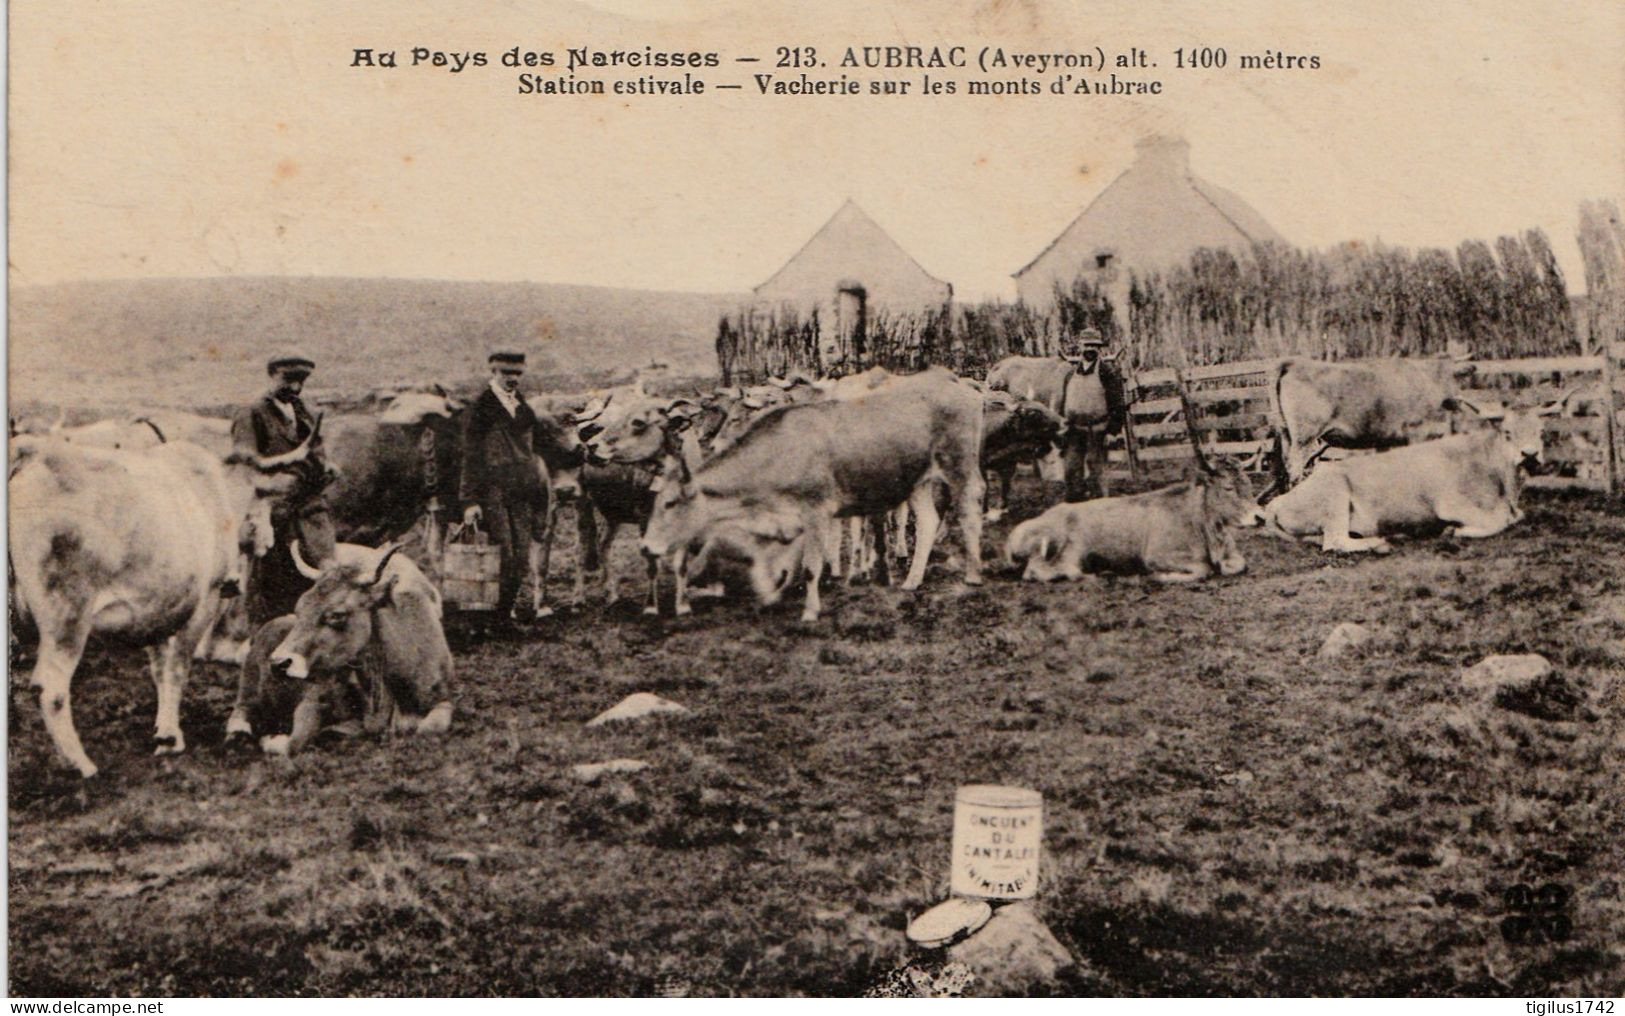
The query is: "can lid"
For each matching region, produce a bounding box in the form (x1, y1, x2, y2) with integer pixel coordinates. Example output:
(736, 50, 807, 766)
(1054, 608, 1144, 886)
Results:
(906, 897, 993, 949)
(956, 784, 1042, 808)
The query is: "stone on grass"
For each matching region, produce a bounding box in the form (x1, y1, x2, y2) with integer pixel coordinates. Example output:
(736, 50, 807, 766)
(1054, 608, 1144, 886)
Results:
(586, 693, 690, 727)
(571, 759, 651, 783)
(1318, 622, 1371, 659)
(946, 901, 1076, 995)
(1461, 654, 1552, 692)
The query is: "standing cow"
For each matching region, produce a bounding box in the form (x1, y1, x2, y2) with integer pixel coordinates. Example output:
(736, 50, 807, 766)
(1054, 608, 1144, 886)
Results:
(1271, 347, 1476, 484)
(9, 428, 323, 776)
(639, 367, 986, 621)
(321, 392, 584, 617)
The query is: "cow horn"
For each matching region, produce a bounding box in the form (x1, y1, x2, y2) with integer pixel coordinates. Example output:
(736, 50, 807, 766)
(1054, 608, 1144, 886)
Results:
(290, 539, 324, 581)
(369, 543, 404, 586)
(1175, 371, 1212, 474)
(1547, 385, 1587, 416)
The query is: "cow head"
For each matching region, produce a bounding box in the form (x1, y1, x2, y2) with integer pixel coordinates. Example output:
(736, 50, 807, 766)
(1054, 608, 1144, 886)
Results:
(709, 386, 787, 455)
(1176, 379, 1264, 529)
(586, 398, 699, 465)
(1192, 459, 1267, 530)
(640, 455, 707, 560)
(533, 409, 586, 499)
(271, 544, 404, 679)
(1457, 393, 1577, 470)
(1007, 399, 1067, 454)
(691, 390, 738, 447)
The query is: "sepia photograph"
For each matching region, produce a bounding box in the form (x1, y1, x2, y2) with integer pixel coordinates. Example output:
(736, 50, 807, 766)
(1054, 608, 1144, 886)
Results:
(6, 0, 1624, 999)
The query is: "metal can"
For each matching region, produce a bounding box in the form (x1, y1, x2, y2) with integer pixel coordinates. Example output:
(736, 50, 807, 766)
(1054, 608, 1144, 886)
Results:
(950, 784, 1043, 900)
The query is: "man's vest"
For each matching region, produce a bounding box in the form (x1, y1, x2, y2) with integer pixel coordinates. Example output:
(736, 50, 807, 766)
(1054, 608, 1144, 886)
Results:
(1061, 363, 1110, 428)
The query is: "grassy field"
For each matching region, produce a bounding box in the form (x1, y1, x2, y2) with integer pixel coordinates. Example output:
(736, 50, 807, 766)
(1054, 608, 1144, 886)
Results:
(7, 277, 739, 418)
(8, 479, 1625, 997)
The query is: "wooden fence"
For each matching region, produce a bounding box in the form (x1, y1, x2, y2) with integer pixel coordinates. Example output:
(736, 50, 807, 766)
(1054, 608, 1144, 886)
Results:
(1102, 349, 1625, 494)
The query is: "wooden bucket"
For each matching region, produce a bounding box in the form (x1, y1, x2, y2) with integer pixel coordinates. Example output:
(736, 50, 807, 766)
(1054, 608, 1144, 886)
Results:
(440, 522, 502, 611)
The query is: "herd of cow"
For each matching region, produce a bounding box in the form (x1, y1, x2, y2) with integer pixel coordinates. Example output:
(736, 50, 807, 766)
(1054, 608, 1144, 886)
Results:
(7, 348, 1583, 779)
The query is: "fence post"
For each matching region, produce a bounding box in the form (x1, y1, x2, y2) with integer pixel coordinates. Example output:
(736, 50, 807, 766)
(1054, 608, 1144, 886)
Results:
(1605, 337, 1622, 497)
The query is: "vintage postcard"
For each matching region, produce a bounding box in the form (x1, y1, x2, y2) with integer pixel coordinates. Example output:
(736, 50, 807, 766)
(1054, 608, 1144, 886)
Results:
(7, 0, 1623, 999)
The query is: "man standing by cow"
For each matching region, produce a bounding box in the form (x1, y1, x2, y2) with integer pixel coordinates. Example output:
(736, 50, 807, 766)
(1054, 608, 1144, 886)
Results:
(233, 350, 337, 625)
(459, 350, 546, 629)
(1058, 328, 1128, 502)
(987, 328, 1127, 502)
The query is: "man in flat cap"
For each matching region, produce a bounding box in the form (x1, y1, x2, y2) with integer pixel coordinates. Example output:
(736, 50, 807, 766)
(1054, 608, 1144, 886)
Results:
(1058, 327, 1127, 501)
(232, 350, 337, 624)
(459, 350, 545, 627)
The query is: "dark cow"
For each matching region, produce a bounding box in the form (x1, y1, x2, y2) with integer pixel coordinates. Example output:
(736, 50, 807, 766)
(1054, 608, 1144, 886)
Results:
(986, 353, 1126, 501)
(320, 392, 585, 616)
(1271, 348, 1476, 483)
(9, 426, 322, 776)
(229, 542, 453, 754)
(639, 367, 986, 621)
(576, 392, 710, 613)
(980, 391, 1066, 522)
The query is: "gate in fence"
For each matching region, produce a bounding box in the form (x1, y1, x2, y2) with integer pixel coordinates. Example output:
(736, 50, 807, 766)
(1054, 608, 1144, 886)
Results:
(1104, 353, 1623, 496)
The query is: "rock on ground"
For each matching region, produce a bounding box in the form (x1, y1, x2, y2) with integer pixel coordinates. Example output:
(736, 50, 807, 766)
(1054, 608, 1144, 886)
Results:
(946, 901, 1076, 995)
(586, 693, 690, 727)
(570, 759, 650, 783)
(1317, 622, 1371, 659)
(1461, 654, 1552, 692)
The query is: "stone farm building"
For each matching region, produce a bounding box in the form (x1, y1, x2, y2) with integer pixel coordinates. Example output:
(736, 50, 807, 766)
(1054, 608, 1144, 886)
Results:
(1013, 135, 1286, 318)
(752, 199, 953, 352)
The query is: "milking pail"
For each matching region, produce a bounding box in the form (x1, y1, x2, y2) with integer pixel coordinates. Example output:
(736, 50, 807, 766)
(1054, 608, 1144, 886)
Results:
(950, 784, 1043, 900)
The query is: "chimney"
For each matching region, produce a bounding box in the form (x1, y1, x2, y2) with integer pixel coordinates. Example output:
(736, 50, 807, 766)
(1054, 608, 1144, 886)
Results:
(1133, 135, 1191, 177)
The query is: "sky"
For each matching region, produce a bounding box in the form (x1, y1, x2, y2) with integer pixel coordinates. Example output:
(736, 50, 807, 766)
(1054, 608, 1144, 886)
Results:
(9, 0, 1623, 300)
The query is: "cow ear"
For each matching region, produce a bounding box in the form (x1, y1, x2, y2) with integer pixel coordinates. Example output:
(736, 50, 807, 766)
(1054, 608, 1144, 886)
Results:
(1455, 398, 1496, 419)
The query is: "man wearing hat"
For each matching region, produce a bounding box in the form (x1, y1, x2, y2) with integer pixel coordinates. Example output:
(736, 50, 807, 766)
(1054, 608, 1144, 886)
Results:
(459, 350, 545, 627)
(1058, 327, 1127, 501)
(232, 350, 337, 624)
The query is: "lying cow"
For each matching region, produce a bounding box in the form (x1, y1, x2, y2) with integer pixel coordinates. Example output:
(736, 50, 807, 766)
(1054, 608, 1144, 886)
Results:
(1271, 346, 1475, 483)
(1262, 396, 1570, 553)
(640, 367, 986, 621)
(1006, 458, 1264, 582)
(227, 542, 453, 753)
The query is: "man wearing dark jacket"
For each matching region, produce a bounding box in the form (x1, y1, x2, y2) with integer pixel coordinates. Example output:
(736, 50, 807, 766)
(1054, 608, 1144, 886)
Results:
(459, 350, 545, 624)
(232, 350, 337, 624)
(1059, 328, 1128, 501)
